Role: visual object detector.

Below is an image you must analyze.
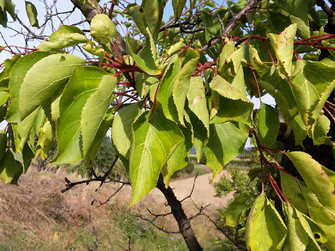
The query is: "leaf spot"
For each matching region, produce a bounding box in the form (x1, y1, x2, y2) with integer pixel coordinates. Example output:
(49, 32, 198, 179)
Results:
(193, 96, 203, 105)
(60, 56, 66, 62)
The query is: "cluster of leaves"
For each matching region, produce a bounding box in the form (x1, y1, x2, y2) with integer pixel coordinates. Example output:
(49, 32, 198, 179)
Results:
(1, 0, 335, 250)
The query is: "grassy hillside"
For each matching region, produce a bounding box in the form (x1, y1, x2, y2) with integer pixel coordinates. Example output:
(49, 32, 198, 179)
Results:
(0, 166, 222, 250)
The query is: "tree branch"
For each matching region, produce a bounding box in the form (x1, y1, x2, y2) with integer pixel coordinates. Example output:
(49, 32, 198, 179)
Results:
(200, 0, 261, 53)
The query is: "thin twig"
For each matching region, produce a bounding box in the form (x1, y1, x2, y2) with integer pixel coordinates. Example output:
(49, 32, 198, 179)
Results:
(200, 0, 262, 53)
(87, 213, 98, 251)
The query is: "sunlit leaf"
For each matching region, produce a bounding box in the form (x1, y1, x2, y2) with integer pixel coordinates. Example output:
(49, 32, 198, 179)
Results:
(162, 117, 193, 187)
(246, 193, 287, 250)
(143, 0, 163, 40)
(52, 67, 109, 164)
(300, 182, 335, 251)
(38, 121, 54, 160)
(129, 107, 184, 206)
(187, 76, 209, 134)
(38, 25, 88, 51)
(268, 24, 296, 77)
(7, 51, 52, 122)
(157, 57, 180, 122)
(127, 4, 147, 35)
(273, 0, 314, 23)
(112, 103, 142, 168)
(173, 49, 199, 125)
(209, 75, 253, 127)
(126, 28, 161, 75)
(81, 74, 116, 157)
(19, 53, 86, 120)
(286, 151, 335, 215)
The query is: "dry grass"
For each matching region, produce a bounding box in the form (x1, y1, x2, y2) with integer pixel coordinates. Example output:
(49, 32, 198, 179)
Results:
(0, 166, 226, 250)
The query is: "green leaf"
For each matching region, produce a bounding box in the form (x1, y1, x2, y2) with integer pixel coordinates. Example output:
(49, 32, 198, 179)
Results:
(218, 39, 235, 78)
(259, 66, 307, 146)
(167, 40, 185, 55)
(205, 122, 248, 180)
(17, 107, 40, 152)
(163, 117, 193, 187)
(4, 0, 15, 21)
(209, 75, 253, 127)
(286, 151, 335, 215)
(19, 53, 86, 120)
(0, 54, 20, 81)
(38, 121, 54, 160)
(127, 4, 147, 35)
(126, 28, 161, 75)
(300, 182, 335, 251)
(0, 0, 4, 11)
(273, 0, 314, 23)
(246, 193, 287, 251)
(129, 108, 184, 206)
(0, 150, 23, 185)
(201, 10, 223, 59)
(188, 108, 208, 162)
(7, 51, 53, 122)
(53, 67, 108, 164)
(268, 24, 296, 77)
(112, 103, 142, 168)
(143, 0, 163, 40)
(157, 57, 180, 122)
(82, 41, 105, 61)
(81, 74, 116, 157)
(86, 107, 116, 168)
(249, 46, 269, 77)
(25, 1, 39, 28)
(281, 172, 308, 214)
(22, 143, 34, 173)
(225, 192, 250, 227)
(282, 203, 311, 251)
(0, 129, 7, 160)
(187, 77, 209, 135)
(173, 49, 199, 125)
(311, 114, 332, 145)
(38, 25, 88, 51)
(172, 0, 186, 21)
(291, 60, 335, 133)
(255, 103, 280, 148)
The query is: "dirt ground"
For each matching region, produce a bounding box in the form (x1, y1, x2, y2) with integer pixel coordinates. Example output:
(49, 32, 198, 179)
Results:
(165, 170, 234, 208)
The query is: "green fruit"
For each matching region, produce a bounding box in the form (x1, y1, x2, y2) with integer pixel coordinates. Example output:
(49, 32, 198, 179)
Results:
(90, 14, 117, 44)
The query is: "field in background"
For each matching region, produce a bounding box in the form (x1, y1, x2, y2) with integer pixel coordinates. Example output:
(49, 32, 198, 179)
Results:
(0, 166, 228, 250)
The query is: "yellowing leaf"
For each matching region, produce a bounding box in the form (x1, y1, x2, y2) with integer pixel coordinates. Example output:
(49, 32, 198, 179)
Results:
(268, 24, 297, 77)
(286, 151, 335, 216)
(246, 193, 287, 251)
(126, 28, 161, 75)
(173, 49, 199, 125)
(187, 77, 209, 135)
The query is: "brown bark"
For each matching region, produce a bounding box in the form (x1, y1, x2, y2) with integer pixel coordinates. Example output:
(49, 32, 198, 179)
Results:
(156, 174, 203, 251)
